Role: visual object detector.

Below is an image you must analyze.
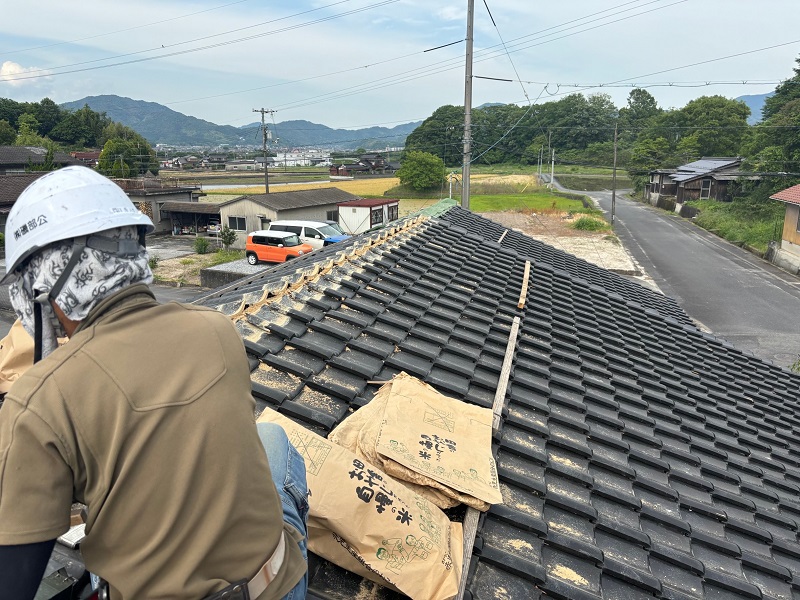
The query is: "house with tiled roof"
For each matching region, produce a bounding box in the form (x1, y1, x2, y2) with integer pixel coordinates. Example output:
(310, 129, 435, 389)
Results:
(0, 146, 80, 175)
(187, 200, 800, 600)
(218, 188, 360, 248)
(769, 184, 800, 275)
(645, 158, 757, 208)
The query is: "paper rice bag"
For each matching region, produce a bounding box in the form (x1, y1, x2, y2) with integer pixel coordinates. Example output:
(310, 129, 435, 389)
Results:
(257, 409, 463, 600)
(330, 373, 503, 510)
(375, 373, 503, 507)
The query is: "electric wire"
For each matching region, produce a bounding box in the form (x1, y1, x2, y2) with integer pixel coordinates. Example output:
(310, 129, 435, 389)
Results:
(0, 0, 258, 55)
(167, 0, 673, 112)
(266, 0, 691, 113)
(0, 1, 397, 81)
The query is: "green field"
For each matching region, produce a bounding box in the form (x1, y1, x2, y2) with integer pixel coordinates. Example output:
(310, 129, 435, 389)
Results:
(469, 193, 588, 213)
(556, 174, 633, 191)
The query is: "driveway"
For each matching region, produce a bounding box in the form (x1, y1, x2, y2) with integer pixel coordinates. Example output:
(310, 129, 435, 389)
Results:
(576, 185, 800, 367)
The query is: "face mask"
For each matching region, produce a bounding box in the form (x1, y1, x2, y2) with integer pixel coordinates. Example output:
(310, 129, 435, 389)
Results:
(8, 226, 153, 360)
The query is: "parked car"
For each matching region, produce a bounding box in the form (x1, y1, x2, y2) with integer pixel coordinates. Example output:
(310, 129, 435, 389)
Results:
(245, 230, 313, 265)
(267, 220, 350, 249)
(207, 220, 221, 234)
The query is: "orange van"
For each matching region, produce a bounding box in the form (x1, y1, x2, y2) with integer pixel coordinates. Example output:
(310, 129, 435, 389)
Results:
(245, 230, 313, 265)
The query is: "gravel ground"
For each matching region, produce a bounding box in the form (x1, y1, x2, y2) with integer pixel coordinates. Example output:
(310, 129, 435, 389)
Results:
(480, 211, 638, 273)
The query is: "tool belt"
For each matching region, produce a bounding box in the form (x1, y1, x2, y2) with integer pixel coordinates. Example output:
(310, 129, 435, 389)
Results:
(204, 530, 288, 600)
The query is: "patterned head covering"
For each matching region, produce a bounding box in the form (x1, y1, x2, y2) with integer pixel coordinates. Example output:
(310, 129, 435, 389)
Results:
(8, 226, 153, 359)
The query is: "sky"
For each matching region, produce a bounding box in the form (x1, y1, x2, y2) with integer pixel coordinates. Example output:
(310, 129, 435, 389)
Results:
(0, 0, 798, 131)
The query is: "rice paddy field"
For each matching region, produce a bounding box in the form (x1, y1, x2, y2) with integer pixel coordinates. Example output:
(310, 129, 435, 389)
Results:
(202, 177, 402, 200)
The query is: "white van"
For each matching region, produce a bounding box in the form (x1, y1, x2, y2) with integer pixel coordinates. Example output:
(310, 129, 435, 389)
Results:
(267, 220, 350, 249)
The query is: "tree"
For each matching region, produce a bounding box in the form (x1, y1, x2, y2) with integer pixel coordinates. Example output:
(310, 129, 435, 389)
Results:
(50, 104, 110, 147)
(396, 151, 445, 191)
(627, 137, 671, 192)
(619, 89, 661, 124)
(219, 225, 237, 250)
(15, 113, 52, 148)
(98, 130, 158, 176)
(763, 55, 800, 121)
(676, 95, 750, 157)
(404, 105, 464, 166)
(0, 119, 15, 145)
(33, 98, 64, 137)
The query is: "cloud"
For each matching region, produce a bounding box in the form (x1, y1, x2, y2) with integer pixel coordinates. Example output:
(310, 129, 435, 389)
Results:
(436, 6, 464, 22)
(0, 61, 48, 87)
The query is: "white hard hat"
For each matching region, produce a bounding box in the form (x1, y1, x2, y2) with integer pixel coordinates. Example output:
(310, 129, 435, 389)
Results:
(2, 166, 154, 284)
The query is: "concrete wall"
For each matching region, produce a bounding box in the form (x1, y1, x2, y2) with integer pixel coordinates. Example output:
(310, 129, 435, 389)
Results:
(771, 244, 800, 275)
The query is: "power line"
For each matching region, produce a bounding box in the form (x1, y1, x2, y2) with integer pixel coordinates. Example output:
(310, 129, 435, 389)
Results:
(0, 1, 397, 82)
(0, 0, 257, 55)
(266, 0, 691, 113)
(138, 0, 685, 118)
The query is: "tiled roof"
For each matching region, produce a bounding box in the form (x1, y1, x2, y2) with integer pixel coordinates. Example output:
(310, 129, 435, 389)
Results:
(159, 201, 221, 214)
(219, 188, 358, 211)
(679, 158, 742, 173)
(771, 185, 800, 206)
(196, 203, 800, 600)
(0, 146, 80, 167)
(651, 158, 744, 184)
(0, 173, 46, 205)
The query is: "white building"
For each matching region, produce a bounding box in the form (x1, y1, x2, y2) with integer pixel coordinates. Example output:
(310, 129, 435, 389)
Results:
(273, 150, 331, 168)
(337, 198, 399, 234)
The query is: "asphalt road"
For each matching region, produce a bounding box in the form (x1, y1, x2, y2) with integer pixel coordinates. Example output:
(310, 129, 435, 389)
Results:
(583, 187, 800, 367)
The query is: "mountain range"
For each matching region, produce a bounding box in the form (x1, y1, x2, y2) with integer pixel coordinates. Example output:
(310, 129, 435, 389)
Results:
(735, 92, 774, 125)
(60, 95, 421, 150)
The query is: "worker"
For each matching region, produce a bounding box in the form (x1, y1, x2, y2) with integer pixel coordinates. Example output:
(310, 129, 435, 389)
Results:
(0, 166, 308, 600)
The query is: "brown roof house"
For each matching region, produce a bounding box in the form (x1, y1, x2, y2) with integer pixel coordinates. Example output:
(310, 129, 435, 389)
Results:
(768, 184, 800, 275)
(218, 188, 359, 249)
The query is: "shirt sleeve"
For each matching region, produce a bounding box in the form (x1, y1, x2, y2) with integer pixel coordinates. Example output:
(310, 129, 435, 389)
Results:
(0, 400, 73, 544)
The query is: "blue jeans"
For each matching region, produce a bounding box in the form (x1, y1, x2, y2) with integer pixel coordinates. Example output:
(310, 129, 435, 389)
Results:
(257, 422, 309, 600)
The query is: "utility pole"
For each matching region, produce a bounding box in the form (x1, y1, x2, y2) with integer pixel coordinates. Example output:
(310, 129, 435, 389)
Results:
(461, 0, 475, 209)
(611, 122, 618, 225)
(537, 145, 543, 179)
(253, 108, 275, 193)
(549, 148, 555, 190)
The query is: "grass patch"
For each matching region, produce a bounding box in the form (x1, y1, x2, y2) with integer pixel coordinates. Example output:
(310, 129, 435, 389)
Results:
(557, 174, 633, 191)
(382, 184, 444, 199)
(471, 192, 587, 213)
(572, 216, 611, 232)
(208, 249, 246, 266)
(555, 166, 619, 175)
(685, 199, 785, 253)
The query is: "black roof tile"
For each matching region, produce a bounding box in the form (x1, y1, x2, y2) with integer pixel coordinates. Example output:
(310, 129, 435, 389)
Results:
(193, 206, 800, 599)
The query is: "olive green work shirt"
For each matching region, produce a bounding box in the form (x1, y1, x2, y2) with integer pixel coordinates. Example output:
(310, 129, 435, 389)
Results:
(0, 284, 306, 599)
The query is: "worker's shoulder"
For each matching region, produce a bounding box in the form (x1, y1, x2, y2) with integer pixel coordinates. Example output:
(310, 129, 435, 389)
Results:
(151, 301, 240, 340)
(162, 301, 234, 325)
